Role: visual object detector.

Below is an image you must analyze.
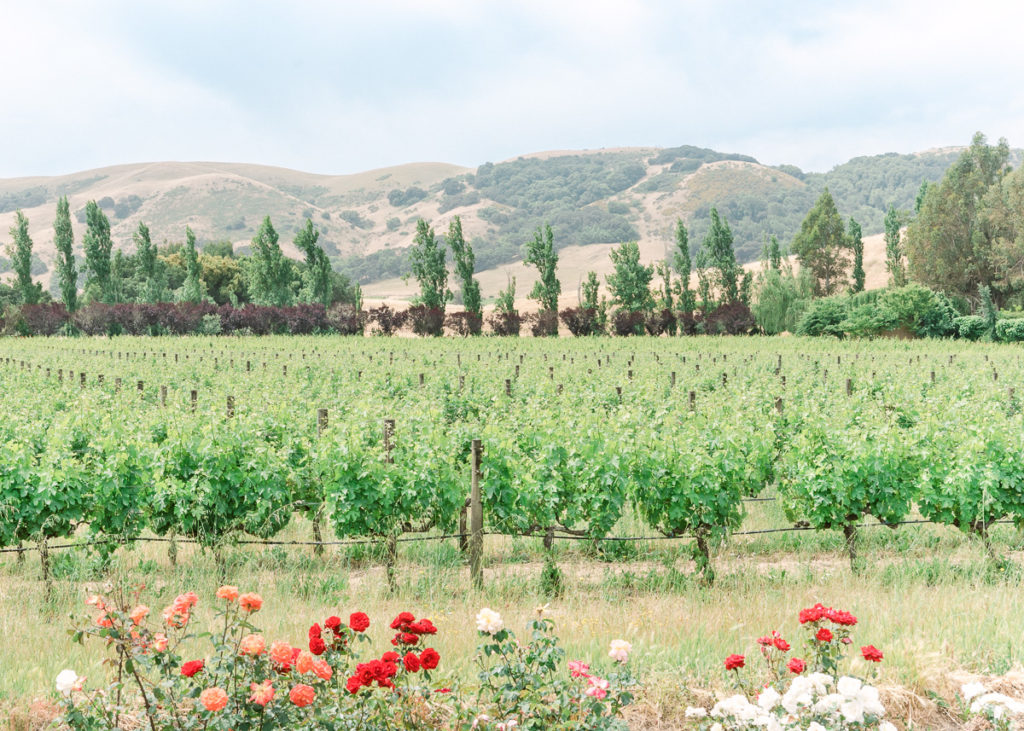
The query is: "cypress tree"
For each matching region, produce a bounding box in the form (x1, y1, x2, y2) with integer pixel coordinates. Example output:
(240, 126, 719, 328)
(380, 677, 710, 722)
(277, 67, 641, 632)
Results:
(848, 218, 865, 293)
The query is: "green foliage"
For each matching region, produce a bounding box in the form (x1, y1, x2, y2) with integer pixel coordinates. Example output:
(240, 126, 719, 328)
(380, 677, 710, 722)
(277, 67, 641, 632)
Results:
(672, 219, 695, 313)
(884, 204, 906, 287)
(408, 219, 451, 312)
(134, 222, 168, 303)
(980, 284, 998, 340)
(848, 218, 865, 293)
(791, 188, 849, 296)
(54, 196, 78, 311)
(954, 315, 987, 341)
(753, 265, 810, 335)
(295, 218, 333, 308)
(876, 284, 957, 338)
(700, 208, 740, 304)
(796, 296, 849, 337)
(177, 226, 205, 304)
(525, 224, 561, 314)
(447, 216, 481, 319)
(767, 234, 782, 273)
(996, 318, 1024, 342)
(82, 201, 113, 304)
(495, 275, 517, 315)
(6, 210, 41, 305)
(387, 187, 428, 208)
(248, 216, 294, 307)
(605, 241, 653, 315)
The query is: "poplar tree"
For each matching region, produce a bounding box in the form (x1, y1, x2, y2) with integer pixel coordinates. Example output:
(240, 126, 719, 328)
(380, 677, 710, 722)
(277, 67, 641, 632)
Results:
(82, 201, 113, 303)
(702, 208, 739, 304)
(447, 216, 481, 328)
(179, 226, 205, 303)
(848, 218, 865, 293)
(295, 218, 332, 308)
(884, 204, 906, 287)
(672, 218, 695, 313)
(7, 211, 40, 304)
(54, 196, 78, 311)
(791, 188, 849, 296)
(606, 241, 654, 312)
(767, 235, 782, 272)
(134, 221, 166, 302)
(408, 219, 451, 310)
(525, 223, 561, 313)
(249, 216, 293, 306)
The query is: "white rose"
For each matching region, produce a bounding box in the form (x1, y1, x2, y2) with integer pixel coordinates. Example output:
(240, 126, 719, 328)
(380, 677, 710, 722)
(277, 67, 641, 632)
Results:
(608, 638, 632, 663)
(475, 607, 503, 634)
(961, 682, 987, 701)
(757, 687, 781, 711)
(55, 669, 80, 697)
(684, 707, 708, 718)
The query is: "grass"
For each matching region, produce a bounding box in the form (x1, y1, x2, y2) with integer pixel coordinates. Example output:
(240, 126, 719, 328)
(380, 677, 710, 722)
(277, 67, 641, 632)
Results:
(5, 512, 1024, 728)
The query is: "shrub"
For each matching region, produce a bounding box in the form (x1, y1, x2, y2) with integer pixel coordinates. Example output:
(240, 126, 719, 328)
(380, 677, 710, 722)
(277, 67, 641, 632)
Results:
(796, 297, 848, 337)
(644, 308, 676, 336)
(445, 311, 482, 336)
(488, 311, 522, 336)
(368, 305, 407, 336)
(327, 304, 366, 335)
(529, 309, 559, 337)
(955, 315, 987, 340)
(876, 283, 956, 338)
(19, 303, 70, 336)
(996, 318, 1024, 342)
(704, 301, 756, 335)
(197, 313, 222, 336)
(560, 307, 604, 336)
(285, 304, 329, 335)
(611, 309, 645, 336)
(407, 305, 445, 336)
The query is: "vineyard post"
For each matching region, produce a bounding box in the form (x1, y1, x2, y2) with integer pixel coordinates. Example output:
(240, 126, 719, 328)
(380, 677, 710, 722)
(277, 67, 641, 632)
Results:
(115, 378, 121, 392)
(80, 373, 85, 388)
(383, 419, 398, 592)
(98, 375, 104, 385)
(846, 378, 852, 397)
(137, 381, 144, 398)
(469, 438, 483, 590)
(505, 379, 512, 397)
(191, 390, 198, 412)
(226, 396, 234, 418)
(671, 371, 676, 387)
(160, 386, 167, 407)
(313, 408, 328, 557)
(38, 535, 52, 603)
(689, 390, 696, 410)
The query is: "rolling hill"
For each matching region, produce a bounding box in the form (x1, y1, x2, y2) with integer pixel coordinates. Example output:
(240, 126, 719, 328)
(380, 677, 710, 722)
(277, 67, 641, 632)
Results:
(0, 144, 980, 302)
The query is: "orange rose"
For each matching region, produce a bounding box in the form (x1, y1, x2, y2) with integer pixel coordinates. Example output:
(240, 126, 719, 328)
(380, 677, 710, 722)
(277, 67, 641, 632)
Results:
(216, 585, 239, 602)
(239, 593, 263, 612)
(200, 687, 228, 712)
(295, 652, 314, 674)
(289, 684, 315, 707)
(94, 612, 113, 629)
(129, 605, 150, 625)
(311, 659, 332, 681)
(152, 633, 168, 652)
(239, 634, 266, 656)
(270, 641, 294, 667)
(249, 680, 274, 706)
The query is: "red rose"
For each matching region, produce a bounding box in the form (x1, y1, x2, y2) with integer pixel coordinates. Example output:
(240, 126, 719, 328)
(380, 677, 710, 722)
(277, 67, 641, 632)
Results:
(309, 637, 327, 655)
(826, 608, 858, 626)
(787, 658, 805, 674)
(349, 612, 370, 633)
(180, 659, 204, 677)
(409, 619, 437, 635)
(308, 623, 322, 640)
(861, 645, 883, 662)
(390, 612, 415, 630)
(841, 637, 852, 645)
(724, 654, 745, 670)
(436, 687, 451, 694)
(419, 647, 440, 670)
(756, 635, 773, 647)
(346, 675, 363, 694)
(382, 651, 400, 663)
(773, 638, 790, 652)
(816, 628, 833, 643)
(799, 604, 827, 624)
(403, 652, 421, 673)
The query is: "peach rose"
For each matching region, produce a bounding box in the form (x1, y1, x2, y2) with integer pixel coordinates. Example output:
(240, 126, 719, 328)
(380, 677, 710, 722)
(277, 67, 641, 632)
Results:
(289, 684, 315, 707)
(239, 593, 263, 612)
(216, 585, 239, 602)
(200, 687, 228, 712)
(239, 634, 266, 656)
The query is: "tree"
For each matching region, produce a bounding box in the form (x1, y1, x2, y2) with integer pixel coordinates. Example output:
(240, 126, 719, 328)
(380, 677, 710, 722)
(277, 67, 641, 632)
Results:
(448, 216, 481, 323)
(767, 235, 782, 272)
(54, 196, 78, 311)
(178, 226, 205, 304)
(295, 218, 332, 308)
(672, 218, 695, 313)
(791, 188, 849, 296)
(109, 250, 129, 303)
(905, 132, 1010, 303)
(82, 201, 113, 303)
(605, 241, 654, 312)
(702, 208, 739, 303)
(581, 271, 600, 310)
(6, 211, 40, 304)
(915, 181, 929, 214)
(979, 284, 997, 340)
(848, 218, 865, 293)
(884, 204, 906, 287)
(525, 223, 561, 314)
(695, 247, 713, 313)
(248, 216, 294, 307)
(739, 270, 753, 307)
(495, 275, 516, 315)
(408, 219, 451, 311)
(134, 221, 167, 302)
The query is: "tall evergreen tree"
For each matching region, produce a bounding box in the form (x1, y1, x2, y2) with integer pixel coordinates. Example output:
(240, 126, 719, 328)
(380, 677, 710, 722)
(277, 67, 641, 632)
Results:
(249, 216, 293, 306)
(606, 241, 654, 312)
(295, 218, 332, 308)
(7, 211, 40, 304)
(884, 204, 906, 287)
(109, 250, 129, 303)
(848, 218, 865, 293)
(447, 216, 481, 325)
(672, 218, 695, 313)
(581, 271, 600, 310)
(525, 223, 561, 313)
(179, 226, 205, 303)
(133, 221, 166, 302)
(915, 181, 929, 215)
(695, 247, 713, 313)
(767, 235, 782, 272)
(408, 219, 451, 310)
(82, 200, 113, 303)
(702, 208, 739, 304)
(54, 196, 78, 311)
(791, 188, 849, 296)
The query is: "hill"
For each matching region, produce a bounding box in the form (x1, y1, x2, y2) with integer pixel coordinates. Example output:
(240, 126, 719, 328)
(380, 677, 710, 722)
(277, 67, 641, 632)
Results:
(0, 144, 987, 299)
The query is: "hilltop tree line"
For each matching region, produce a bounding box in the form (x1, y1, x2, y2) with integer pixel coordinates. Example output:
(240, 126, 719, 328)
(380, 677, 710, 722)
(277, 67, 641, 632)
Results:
(4, 133, 1024, 340)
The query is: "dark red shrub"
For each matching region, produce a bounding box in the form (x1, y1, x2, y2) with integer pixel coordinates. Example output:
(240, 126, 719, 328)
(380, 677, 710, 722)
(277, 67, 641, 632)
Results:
(488, 311, 522, 336)
(445, 311, 483, 336)
(611, 309, 646, 336)
(285, 304, 329, 334)
(408, 305, 445, 336)
(19, 303, 70, 336)
(704, 301, 756, 335)
(644, 308, 676, 336)
(529, 310, 559, 337)
(327, 304, 366, 335)
(369, 305, 408, 336)
(560, 307, 603, 336)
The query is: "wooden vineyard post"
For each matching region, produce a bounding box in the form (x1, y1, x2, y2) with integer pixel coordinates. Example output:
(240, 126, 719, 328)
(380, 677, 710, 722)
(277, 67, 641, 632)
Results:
(689, 390, 696, 410)
(191, 390, 198, 412)
(226, 396, 234, 418)
(383, 418, 397, 592)
(137, 380, 144, 398)
(775, 397, 784, 415)
(846, 378, 852, 397)
(505, 379, 512, 397)
(115, 377, 121, 392)
(671, 371, 676, 387)
(160, 386, 167, 407)
(80, 372, 86, 388)
(313, 408, 328, 557)
(469, 438, 483, 590)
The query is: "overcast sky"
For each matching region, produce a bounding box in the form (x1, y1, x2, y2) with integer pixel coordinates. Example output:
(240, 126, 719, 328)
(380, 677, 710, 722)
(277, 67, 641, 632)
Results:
(3, 0, 1023, 178)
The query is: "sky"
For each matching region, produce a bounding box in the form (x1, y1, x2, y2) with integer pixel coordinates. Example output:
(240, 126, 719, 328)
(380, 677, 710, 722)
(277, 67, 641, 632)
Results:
(3, 0, 1024, 178)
